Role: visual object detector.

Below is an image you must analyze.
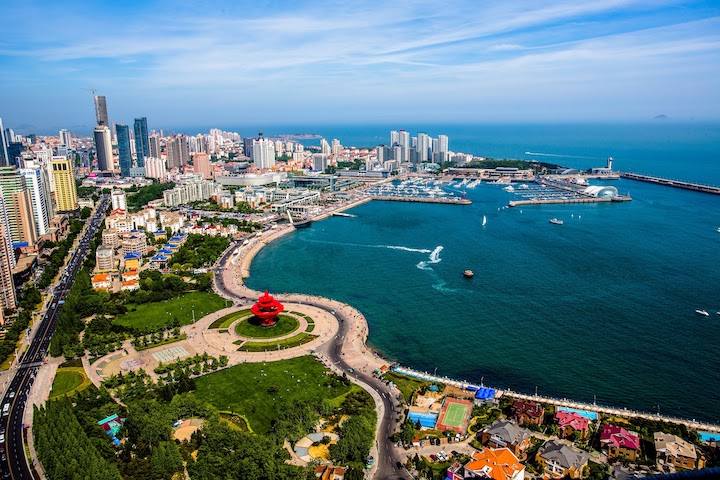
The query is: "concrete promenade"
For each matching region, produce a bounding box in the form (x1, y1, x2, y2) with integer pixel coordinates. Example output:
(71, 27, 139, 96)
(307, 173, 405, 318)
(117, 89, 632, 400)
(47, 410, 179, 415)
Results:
(394, 366, 720, 433)
(620, 172, 720, 195)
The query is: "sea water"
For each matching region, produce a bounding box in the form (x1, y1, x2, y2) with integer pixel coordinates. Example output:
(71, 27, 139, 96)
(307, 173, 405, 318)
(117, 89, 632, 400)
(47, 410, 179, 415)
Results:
(244, 123, 720, 423)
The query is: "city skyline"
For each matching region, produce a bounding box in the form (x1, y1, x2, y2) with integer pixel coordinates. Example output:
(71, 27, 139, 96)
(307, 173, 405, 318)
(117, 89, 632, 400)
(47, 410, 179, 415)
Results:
(1, 0, 719, 132)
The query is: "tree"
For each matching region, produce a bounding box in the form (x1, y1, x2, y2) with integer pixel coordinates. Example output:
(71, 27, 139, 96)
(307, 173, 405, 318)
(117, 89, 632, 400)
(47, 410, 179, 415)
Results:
(401, 419, 417, 444)
(80, 206, 92, 219)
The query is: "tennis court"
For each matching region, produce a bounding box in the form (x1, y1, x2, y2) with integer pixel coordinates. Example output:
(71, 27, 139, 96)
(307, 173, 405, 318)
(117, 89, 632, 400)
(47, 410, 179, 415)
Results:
(436, 397, 472, 433)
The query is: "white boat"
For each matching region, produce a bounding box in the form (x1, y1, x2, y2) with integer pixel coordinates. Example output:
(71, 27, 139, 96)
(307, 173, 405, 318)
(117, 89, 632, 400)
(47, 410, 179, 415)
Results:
(717, 227, 720, 233)
(695, 309, 709, 316)
(549, 218, 563, 225)
(482, 215, 487, 226)
(503, 185, 515, 192)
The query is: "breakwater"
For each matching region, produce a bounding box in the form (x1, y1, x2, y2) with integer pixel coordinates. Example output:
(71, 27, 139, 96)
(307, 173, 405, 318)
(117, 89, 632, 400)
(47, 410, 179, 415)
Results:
(508, 196, 631, 207)
(369, 195, 472, 205)
(393, 366, 720, 433)
(620, 172, 720, 195)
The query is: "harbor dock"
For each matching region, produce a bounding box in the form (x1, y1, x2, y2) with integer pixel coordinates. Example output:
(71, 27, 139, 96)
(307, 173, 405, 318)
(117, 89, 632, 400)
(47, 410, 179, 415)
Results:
(369, 195, 472, 205)
(620, 172, 720, 195)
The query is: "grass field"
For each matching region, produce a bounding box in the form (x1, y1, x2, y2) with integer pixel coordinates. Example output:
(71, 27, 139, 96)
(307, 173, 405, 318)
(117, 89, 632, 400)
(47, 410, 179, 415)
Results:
(49, 367, 93, 398)
(113, 292, 227, 330)
(383, 371, 431, 401)
(208, 310, 252, 329)
(192, 356, 352, 434)
(234, 314, 300, 339)
(236, 332, 316, 352)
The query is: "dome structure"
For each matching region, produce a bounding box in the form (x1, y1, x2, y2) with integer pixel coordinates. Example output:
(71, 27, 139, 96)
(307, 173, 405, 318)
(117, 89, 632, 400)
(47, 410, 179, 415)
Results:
(583, 185, 618, 198)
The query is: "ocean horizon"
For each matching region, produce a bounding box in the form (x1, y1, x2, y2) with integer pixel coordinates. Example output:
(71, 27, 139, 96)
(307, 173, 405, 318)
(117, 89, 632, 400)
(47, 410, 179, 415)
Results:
(245, 122, 720, 424)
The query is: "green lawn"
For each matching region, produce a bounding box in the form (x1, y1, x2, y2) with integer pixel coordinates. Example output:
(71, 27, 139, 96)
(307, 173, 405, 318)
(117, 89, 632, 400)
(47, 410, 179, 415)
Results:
(234, 314, 300, 339)
(113, 292, 227, 330)
(208, 310, 252, 329)
(49, 367, 93, 398)
(192, 356, 352, 434)
(383, 371, 431, 402)
(236, 332, 316, 352)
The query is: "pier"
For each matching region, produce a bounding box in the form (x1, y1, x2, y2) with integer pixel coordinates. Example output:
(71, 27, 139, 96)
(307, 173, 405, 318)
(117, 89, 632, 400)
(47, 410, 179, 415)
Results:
(620, 172, 720, 195)
(369, 195, 472, 205)
(508, 196, 631, 207)
(393, 366, 720, 433)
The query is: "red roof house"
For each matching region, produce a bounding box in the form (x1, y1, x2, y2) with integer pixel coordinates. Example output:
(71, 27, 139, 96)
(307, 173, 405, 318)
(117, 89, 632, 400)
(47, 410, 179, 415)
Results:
(600, 425, 641, 461)
(554, 410, 590, 439)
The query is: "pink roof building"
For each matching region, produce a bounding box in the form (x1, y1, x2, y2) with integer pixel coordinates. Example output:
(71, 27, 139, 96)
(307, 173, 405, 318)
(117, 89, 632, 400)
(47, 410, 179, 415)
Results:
(554, 410, 589, 437)
(600, 425, 641, 460)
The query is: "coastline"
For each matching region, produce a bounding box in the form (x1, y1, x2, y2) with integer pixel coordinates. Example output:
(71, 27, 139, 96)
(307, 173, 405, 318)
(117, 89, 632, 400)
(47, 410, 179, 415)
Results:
(235, 188, 720, 433)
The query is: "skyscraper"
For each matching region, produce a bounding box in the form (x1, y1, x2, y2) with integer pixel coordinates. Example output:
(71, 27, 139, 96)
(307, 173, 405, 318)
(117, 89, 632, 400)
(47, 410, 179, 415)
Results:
(116, 124, 132, 177)
(193, 153, 211, 179)
(51, 158, 79, 212)
(19, 166, 51, 235)
(390, 130, 400, 146)
(149, 134, 161, 158)
(398, 130, 410, 162)
(94, 95, 109, 126)
(59, 129, 73, 149)
(0, 118, 9, 167)
(0, 166, 38, 244)
(133, 117, 149, 167)
(0, 194, 17, 314)
(252, 138, 275, 170)
(94, 125, 114, 172)
(166, 135, 190, 169)
(416, 133, 430, 162)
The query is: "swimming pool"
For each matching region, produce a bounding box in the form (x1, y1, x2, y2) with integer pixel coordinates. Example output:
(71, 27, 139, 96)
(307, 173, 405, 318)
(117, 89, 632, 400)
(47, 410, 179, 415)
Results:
(408, 411, 439, 428)
(698, 431, 720, 442)
(557, 406, 599, 420)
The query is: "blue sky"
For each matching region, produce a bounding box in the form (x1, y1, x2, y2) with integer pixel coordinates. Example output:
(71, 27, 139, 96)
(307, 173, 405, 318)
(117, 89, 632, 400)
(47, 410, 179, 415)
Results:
(1, 0, 719, 133)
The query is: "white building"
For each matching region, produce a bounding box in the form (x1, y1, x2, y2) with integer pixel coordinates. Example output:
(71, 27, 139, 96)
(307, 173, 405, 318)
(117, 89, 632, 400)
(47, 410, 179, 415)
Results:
(19, 166, 52, 235)
(144, 157, 167, 180)
(111, 189, 127, 211)
(252, 138, 275, 170)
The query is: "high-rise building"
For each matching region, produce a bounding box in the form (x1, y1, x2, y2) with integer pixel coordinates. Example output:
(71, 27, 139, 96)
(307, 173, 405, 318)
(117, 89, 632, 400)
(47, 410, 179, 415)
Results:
(0, 195, 16, 314)
(19, 166, 51, 235)
(116, 124, 132, 177)
(398, 130, 410, 162)
(133, 117, 149, 167)
(94, 95, 109, 127)
(111, 189, 127, 211)
(59, 129, 73, 149)
(252, 138, 275, 170)
(390, 130, 400, 146)
(416, 133, 430, 162)
(320, 139, 331, 155)
(51, 158, 79, 212)
(193, 153, 211, 179)
(436, 135, 448, 154)
(144, 157, 166, 180)
(0, 118, 10, 167)
(166, 135, 190, 169)
(94, 125, 114, 172)
(331, 139, 342, 156)
(0, 167, 38, 245)
(148, 134, 161, 158)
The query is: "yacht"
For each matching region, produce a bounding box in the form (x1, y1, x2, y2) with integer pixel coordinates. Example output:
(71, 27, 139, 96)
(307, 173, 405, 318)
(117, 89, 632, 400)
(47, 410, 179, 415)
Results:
(695, 309, 710, 316)
(549, 218, 563, 225)
(463, 270, 474, 278)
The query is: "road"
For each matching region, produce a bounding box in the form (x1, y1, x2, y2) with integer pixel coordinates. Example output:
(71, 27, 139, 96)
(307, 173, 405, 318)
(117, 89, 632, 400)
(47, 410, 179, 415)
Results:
(0, 195, 110, 480)
(213, 241, 412, 480)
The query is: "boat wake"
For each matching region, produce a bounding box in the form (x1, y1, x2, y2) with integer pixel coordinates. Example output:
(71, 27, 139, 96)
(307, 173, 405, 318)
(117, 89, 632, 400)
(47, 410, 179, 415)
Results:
(416, 246, 444, 271)
(387, 245, 432, 253)
(524, 151, 601, 159)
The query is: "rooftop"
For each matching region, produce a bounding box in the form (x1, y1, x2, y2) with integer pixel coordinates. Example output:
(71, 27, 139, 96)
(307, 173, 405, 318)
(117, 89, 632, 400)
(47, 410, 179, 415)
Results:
(600, 425, 641, 451)
(465, 448, 524, 480)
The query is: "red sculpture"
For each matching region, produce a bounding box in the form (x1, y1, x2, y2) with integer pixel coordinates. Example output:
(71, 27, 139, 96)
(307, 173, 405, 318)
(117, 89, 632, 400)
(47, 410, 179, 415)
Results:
(250, 290, 285, 326)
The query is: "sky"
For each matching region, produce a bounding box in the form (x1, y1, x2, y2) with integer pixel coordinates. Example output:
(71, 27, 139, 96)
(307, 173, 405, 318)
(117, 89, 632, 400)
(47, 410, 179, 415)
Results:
(1, 0, 719, 133)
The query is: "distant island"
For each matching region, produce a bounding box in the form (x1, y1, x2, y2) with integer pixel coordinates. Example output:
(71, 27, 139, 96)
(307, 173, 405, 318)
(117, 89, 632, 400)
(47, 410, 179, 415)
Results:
(278, 133, 323, 140)
(654, 114, 669, 120)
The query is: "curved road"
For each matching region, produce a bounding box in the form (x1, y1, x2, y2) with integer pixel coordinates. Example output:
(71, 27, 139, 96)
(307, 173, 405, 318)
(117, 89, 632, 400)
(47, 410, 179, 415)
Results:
(214, 240, 412, 480)
(0, 195, 110, 480)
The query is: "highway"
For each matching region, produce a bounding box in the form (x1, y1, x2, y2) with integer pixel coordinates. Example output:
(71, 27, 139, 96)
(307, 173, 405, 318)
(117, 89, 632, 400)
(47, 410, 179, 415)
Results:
(213, 241, 412, 480)
(0, 195, 110, 480)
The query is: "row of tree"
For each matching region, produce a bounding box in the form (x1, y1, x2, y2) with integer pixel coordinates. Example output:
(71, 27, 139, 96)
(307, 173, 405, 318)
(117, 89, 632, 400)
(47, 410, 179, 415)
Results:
(126, 182, 175, 211)
(169, 234, 229, 268)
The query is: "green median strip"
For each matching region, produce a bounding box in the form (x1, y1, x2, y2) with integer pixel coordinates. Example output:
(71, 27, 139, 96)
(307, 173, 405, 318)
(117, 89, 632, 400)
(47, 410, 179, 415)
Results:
(237, 333, 317, 352)
(208, 309, 252, 329)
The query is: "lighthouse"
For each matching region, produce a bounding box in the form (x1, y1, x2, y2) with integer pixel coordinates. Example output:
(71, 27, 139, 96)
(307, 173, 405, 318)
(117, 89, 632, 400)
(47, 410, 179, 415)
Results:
(607, 157, 613, 171)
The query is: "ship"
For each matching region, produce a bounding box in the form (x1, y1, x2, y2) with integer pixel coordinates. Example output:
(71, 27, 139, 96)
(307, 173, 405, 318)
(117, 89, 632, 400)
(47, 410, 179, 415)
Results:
(463, 270, 474, 278)
(549, 218, 563, 225)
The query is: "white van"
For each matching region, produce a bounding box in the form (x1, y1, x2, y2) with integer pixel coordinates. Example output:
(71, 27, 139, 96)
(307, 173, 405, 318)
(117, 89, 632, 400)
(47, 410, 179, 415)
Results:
(2, 403, 9, 416)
